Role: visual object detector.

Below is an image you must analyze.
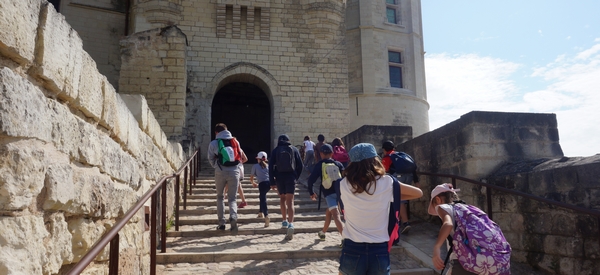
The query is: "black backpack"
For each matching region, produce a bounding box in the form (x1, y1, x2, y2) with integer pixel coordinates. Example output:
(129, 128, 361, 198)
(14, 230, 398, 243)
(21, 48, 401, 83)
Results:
(276, 145, 295, 173)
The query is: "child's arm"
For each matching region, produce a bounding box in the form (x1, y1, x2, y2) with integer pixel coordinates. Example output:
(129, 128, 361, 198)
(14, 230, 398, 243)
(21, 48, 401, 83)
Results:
(250, 174, 257, 188)
(399, 183, 423, 200)
(432, 207, 453, 270)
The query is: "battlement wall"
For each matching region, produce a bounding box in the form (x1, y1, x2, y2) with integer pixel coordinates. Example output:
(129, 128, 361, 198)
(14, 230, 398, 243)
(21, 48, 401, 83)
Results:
(0, 1, 184, 273)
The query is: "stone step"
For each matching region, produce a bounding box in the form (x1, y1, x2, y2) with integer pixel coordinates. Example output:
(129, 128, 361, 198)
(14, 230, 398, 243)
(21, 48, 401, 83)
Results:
(179, 205, 323, 215)
(168, 220, 339, 237)
(182, 197, 322, 207)
(157, 255, 434, 275)
(177, 213, 326, 225)
(184, 192, 302, 200)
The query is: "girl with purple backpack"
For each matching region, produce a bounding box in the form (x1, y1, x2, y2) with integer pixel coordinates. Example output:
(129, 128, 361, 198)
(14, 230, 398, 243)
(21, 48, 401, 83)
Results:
(428, 183, 511, 275)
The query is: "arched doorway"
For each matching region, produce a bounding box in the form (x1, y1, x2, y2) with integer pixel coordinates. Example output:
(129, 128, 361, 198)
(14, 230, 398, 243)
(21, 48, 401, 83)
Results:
(211, 82, 271, 164)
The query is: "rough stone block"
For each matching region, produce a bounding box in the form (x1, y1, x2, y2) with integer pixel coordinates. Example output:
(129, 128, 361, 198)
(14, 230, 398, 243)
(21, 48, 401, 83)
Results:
(0, 0, 41, 64)
(113, 95, 130, 145)
(43, 213, 74, 274)
(78, 119, 103, 167)
(120, 94, 149, 131)
(43, 162, 74, 211)
(0, 140, 47, 210)
(127, 112, 142, 158)
(32, 4, 83, 101)
(0, 67, 52, 142)
(0, 216, 48, 274)
(100, 78, 118, 131)
(49, 100, 81, 159)
(74, 52, 103, 121)
(67, 218, 109, 263)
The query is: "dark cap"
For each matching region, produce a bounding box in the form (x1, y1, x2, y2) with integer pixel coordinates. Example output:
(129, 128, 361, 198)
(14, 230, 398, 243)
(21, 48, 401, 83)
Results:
(320, 144, 333, 154)
(278, 134, 290, 142)
(382, 140, 395, 151)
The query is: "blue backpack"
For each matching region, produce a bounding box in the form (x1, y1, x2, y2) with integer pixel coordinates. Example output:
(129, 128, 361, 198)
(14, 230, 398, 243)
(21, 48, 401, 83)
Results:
(388, 151, 417, 174)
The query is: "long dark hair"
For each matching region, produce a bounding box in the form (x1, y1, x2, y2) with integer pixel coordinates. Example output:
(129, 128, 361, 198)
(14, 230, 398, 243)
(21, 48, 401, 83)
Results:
(331, 137, 344, 147)
(343, 157, 385, 195)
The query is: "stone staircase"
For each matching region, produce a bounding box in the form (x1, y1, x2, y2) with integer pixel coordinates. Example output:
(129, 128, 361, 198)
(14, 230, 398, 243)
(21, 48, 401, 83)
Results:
(156, 170, 436, 275)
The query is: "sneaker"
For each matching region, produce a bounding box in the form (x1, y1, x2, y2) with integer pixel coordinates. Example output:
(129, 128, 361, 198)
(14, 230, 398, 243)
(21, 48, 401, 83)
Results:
(281, 221, 289, 229)
(264, 216, 270, 227)
(400, 222, 411, 234)
(238, 201, 247, 208)
(230, 218, 238, 235)
(217, 224, 226, 231)
(257, 213, 264, 218)
(318, 231, 326, 241)
(285, 223, 294, 240)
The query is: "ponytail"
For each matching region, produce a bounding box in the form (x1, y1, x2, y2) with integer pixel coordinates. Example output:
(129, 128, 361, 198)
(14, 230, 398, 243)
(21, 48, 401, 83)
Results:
(259, 157, 268, 169)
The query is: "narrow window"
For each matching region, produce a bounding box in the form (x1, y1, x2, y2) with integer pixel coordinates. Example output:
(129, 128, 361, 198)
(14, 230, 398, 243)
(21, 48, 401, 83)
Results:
(385, 0, 400, 25)
(388, 51, 403, 88)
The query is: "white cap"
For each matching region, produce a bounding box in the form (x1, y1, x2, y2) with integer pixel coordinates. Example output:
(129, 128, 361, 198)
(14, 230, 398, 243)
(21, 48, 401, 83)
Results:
(256, 151, 267, 160)
(428, 183, 460, 216)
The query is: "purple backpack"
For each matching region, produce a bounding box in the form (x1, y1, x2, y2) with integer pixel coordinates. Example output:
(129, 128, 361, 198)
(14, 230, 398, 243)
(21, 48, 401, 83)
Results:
(451, 203, 511, 275)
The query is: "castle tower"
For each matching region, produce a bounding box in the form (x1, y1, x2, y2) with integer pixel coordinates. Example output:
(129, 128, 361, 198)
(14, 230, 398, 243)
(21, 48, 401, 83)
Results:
(346, 0, 429, 137)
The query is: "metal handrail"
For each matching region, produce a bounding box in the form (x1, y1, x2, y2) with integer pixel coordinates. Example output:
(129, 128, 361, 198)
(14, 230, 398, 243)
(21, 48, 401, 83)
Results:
(67, 148, 201, 275)
(418, 171, 600, 247)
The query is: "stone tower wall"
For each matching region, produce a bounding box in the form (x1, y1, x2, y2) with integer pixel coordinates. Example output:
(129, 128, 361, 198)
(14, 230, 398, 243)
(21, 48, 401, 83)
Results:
(0, 1, 184, 273)
(346, 0, 429, 137)
(56, 0, 128, 88)
(120, 26, 188, 139)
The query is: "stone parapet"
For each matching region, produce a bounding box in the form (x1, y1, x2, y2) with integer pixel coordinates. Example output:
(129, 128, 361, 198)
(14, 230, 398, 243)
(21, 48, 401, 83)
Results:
(0, 2, 184, 274)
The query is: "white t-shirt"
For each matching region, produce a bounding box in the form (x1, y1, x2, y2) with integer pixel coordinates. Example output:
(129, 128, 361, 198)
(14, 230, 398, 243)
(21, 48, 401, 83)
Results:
(304, 140, 315, 151)
(340, 175, 394, 243)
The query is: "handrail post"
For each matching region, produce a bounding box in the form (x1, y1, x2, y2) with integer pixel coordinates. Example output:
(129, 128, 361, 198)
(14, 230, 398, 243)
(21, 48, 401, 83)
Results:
(161, 181, 167, 253)
(109, 233, 119, 275)
(451, 177, 456, 189)
(150, 191, 157, 275)
(183, 166, 188, 210)
(487, 187, 493, 220)
(175, 174, 180, 232)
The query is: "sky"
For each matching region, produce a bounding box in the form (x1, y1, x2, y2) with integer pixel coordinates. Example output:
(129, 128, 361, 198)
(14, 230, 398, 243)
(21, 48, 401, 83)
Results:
(421, 1, 600, 157)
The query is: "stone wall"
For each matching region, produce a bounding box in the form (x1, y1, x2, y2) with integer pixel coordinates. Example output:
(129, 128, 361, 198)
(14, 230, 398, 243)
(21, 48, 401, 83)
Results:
(486, 156, 600, 274)
(120, 26, 188, 139)
(396, 111, 564, 220)
(57, 0, 128, 88)
(342, 125, 413, 154)
(0, 1, 184, 274)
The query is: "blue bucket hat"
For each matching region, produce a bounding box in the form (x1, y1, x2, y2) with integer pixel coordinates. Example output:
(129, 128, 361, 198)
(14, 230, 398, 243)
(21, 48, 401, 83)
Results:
(349, 143, 378, 162)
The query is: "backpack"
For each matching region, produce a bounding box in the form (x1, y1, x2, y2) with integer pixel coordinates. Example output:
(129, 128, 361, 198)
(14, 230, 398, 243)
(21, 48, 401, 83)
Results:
(321, 162, 341, 189)
(217, 138, 241, 167)
(332, 146, 350, 163)
(276, 145, 295, 173)
(448, 202, 512, 275)
(387, 177, 402, 251)
(388, 151, 417, 174)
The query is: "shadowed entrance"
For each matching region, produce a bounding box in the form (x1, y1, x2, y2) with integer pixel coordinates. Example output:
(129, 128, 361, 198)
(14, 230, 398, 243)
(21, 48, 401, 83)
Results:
(211, 82, 271, 164)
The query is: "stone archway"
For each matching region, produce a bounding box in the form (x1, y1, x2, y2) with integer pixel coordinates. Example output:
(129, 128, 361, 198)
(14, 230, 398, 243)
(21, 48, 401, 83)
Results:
(211, 82, 270, 163)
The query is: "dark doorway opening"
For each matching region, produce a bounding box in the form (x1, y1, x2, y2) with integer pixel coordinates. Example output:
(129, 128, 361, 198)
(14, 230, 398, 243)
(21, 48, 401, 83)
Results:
(211, 82, 271, 164)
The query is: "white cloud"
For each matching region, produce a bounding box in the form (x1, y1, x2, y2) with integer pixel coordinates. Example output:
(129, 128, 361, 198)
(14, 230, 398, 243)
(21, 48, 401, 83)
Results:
(566, 36, 571, 40)
(538, 30, 543, 36)
(425, 41, 600, 157)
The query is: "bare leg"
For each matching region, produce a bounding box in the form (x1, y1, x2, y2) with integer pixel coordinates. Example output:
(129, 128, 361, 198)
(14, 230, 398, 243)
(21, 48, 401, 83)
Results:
(238, 184, 246, 203)
(331, 208, 344, 234)
(285, 193, 295, 223)
(279, 194, 287, 222)
(322, 209, 332, 233)
(400, 203, 409, 224)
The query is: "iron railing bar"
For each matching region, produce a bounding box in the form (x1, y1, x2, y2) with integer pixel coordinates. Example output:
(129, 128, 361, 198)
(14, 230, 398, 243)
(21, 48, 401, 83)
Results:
(150, 191, 158, 275)
(66, 174, 172, 275)
(108, 233, 119, 275)
(183, 166, 188, 210)
(418, 171, 600, 218)
(161, 179, 168, 253)
(175, 174, 180, 231)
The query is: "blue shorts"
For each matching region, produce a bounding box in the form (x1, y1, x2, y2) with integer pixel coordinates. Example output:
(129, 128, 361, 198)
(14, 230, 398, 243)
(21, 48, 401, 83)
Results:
(339, 239, 390, 275)
(325, 193, 338, 210)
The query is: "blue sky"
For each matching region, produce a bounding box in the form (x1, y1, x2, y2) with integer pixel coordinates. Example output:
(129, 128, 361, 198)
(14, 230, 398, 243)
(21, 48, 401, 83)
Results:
(421, 1, 600, 157)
